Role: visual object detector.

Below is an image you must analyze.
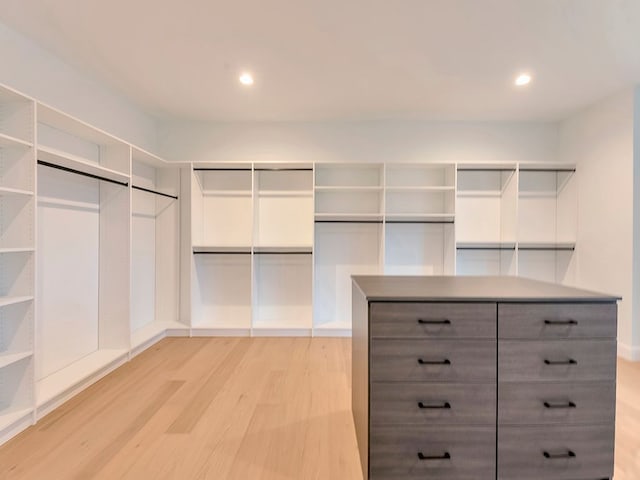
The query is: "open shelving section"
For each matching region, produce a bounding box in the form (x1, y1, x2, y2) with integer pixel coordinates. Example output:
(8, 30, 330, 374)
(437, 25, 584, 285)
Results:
(517, 163, 577, 283)
(130, 148, 185, 354)
(384, 163, 456, 276)
(35, 102, 132, 418)
(0, 85, 36, 444)
(187, 163, 314, 336)
(455, 163, 517, 276)
(314, 164, 383, 335)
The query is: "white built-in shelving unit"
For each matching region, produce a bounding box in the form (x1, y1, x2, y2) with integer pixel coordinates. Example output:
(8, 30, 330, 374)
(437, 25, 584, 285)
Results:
(0, 85, 36, 443)
(130, 148, 186, 354)
(0, 80, 582, 447)
(517, 164, 577, 283)
(0, 82, 184, 446)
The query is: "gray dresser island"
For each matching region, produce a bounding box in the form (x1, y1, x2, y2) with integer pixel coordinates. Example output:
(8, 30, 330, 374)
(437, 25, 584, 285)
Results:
(351, 275, 619, 480)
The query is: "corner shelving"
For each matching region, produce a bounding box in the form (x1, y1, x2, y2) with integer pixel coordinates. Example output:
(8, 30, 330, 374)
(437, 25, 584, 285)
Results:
(455, 164, 517, 276)
(130, 147, 184, 354)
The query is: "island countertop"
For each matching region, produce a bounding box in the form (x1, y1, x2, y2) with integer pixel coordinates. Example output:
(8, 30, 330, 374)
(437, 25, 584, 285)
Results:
(352, 275, 620, 303)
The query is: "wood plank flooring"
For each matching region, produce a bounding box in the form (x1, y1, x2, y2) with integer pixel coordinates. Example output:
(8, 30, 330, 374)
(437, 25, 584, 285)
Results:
(0, 338, 638, 479)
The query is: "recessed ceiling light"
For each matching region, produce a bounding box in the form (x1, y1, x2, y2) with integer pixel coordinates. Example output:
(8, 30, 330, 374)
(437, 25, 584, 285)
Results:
(515, 73, 532, 86)
(239, 72, 254, 86)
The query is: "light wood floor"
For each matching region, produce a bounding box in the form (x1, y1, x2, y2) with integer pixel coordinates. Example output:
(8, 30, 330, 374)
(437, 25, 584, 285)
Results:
(0, 338, 638, 479)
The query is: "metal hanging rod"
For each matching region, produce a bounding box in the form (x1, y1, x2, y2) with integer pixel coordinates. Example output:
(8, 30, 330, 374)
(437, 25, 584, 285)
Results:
(519, 247, 576, 251)
(194, 168, 251, 171)
(456, 247, 516, 251)
(254, 251, 313, 255)
(255, 168, 313, 172)
(457, 168, 516, 172)
(132, 185, 178, 200)
(386, 220, 455, 224)
(37, 160, 129, 187)
(315, 220, 383, 224)
(519, 168, 576, 173)
(193, 251, 250, 255)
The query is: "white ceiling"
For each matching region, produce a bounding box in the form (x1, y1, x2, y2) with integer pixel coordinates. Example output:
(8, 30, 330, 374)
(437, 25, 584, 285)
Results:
(1, 0, 640, 122)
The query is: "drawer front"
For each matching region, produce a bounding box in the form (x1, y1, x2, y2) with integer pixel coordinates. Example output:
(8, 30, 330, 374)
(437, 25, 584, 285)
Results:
(498, 382, 615, 425)
(371, 383, 496, 425)
(371, 339, 496, 383)
(498, 425, 614, 480)
(371, 302, 496, 339)
(499, 339, 616, 383)
(499, 303, 617, 339)
(371, 425, 495, 480)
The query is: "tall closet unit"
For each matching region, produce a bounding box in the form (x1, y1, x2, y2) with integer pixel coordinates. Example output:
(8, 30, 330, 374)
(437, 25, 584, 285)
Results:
(130, 149, 185, 355)
(0, 85, 36, 442)
(0, 82, 183, 446)
(187, 163, 314, 336)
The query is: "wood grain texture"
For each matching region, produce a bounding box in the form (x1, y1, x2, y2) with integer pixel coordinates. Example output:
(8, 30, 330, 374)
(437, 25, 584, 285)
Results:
(0, 337, 361, 480)
(370, 302, 496, 339)
(498, 302, 617, 339)
(0, 339, 638, 480)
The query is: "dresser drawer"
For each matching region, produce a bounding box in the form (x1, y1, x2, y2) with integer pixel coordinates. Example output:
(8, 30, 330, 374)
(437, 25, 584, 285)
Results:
(371, 425, 495, 480)
(370, 302, 496, 339)
(498, 382, 615, 425)
(371, 383, 496, 425)
(499, 339, 616, 382)
(499, 303, 616, 339)
(371, 339, 496, 383)
(498, 425, 614, 480)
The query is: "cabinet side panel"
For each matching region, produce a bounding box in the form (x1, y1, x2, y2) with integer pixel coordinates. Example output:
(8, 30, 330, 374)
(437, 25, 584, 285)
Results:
(352, 282, 369, 479)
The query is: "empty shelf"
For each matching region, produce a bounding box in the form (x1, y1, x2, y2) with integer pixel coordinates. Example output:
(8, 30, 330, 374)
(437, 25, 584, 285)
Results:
(0, 351, 33, 370)
(0, 296, 34, 308)
(193, 245, 251, 254)
(0, 186, 34, 196)
(0, 247, 35, 254)
(315, 213, 383, 223)
(38, 146, 130, 186)
(385, 213, 455, 223)
(254, 246, 312, 254)
(0, 132, 33, 148)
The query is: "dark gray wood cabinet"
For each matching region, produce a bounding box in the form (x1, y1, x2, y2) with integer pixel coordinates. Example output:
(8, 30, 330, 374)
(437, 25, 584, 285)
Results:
(352, 276, 618, 480)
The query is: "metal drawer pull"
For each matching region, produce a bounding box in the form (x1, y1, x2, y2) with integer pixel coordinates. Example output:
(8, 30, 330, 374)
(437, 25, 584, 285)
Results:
(418, 358, 451, 365)
(544, 358, 578, 365)
(544, 319, 578, 325)
(417, 318, 451, 325)
(544, 401, 577, 409)
(418, 452, 451, 461)
(418, 401, 451, 409)
(543, 450, 576, 459)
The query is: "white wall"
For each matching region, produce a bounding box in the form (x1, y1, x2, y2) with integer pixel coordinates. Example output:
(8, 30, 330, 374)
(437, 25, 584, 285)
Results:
(558, 88, 636, 360)
(0, 21, 157, 151)
(158, 119, 558, 165)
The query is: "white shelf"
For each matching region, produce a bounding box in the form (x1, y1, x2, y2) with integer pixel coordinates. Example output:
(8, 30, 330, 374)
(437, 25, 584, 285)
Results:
(0, 132, 32, 148)
(193, 245, 252, 254)
(258, 190, 313, 197)
(0, 247, 34, 254)
(315, 213, 383, 222)
(457, 242, 516, 250)
(37, 146, 130, 185)
(254, 245, 312, 254)
(386, 186, 454, 192)
(0, 296, 33, 308)
(0, 408, 33, 432)
(0, 186, 34, 197)
(202, 190, 252, 197)
(315, 186, 383, 193)
(0, 351, 33, 370)
(132, 147, 169, 168)
(457, 190, 503, 197)
(385, 213, 455, 222)
(131, 321, 186, 350)
(518, 242, 576, 251)
(36, 349, 129, 407)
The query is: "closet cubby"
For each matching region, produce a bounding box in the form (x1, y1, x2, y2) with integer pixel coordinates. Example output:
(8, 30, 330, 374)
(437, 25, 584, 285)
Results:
(314, 223, 382, 335)
(35, 106, 131, 417)
(517, 164, 577, 283)
(130, 148, 184, 353)
(455, 164, 517, 275)
(0, 87, 34, 147)
(315, 163, 383, 222)
(385, 223, 455, 275)
(192, 163, 253, 250)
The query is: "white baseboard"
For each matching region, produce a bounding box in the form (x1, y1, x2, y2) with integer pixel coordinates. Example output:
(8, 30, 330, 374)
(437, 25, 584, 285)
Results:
(618, 342, 640, 361)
